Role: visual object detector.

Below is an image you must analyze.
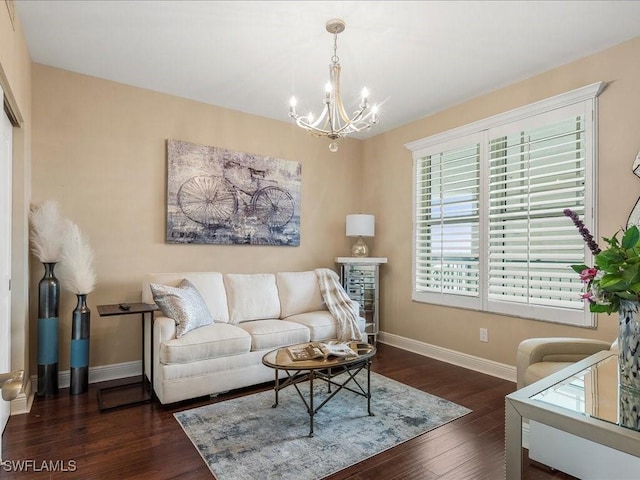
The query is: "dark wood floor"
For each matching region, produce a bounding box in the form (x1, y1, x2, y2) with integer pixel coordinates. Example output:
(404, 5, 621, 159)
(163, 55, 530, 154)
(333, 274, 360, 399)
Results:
(2, 343, 574, 479)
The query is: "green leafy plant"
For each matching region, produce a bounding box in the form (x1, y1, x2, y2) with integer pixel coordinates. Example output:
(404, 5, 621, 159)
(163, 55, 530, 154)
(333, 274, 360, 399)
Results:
(565, 209, 640, 314)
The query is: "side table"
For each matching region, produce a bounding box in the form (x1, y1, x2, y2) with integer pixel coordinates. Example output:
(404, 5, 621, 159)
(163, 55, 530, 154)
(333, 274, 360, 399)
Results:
(505, 350, 640, 479)
(96, 302, 158, 410)
(335, 257, 387, 344)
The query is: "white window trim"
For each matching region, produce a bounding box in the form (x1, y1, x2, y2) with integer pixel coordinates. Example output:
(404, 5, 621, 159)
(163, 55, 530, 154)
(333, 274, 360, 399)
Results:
(406, 81, 605, 327)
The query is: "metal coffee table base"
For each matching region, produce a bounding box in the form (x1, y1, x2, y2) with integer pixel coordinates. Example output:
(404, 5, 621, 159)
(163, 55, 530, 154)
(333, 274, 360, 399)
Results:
(271, 359, 374, 437)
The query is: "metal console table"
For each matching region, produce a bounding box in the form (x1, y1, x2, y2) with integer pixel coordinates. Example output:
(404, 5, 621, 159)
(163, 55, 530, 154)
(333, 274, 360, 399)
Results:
(96, 302, 158, 410)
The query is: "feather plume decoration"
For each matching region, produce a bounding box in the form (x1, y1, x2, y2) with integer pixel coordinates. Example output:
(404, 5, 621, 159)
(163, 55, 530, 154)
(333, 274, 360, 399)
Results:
(58, 220, 96, 295)
(29, 200, 65, 263)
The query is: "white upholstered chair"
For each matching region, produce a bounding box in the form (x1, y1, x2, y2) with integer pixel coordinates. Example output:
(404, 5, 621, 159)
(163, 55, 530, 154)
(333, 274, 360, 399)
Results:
(516, 337, 615, 389)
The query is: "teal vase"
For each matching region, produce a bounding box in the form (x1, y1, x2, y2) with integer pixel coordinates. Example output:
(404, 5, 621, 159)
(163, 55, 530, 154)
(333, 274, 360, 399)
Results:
(70, 294, 90, 395)
(37, 262, 59, 397)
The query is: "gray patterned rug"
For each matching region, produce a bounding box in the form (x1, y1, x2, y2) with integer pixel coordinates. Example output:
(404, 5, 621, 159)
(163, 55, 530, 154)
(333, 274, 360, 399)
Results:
(174, 371, 471, 480)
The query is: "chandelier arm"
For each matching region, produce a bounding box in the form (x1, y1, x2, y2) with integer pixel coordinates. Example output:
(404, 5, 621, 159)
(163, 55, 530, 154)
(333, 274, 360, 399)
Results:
(294, 121, 336, 137)
(292, 103, 329, 129)
(298, 108, 374, 136)
(310, 105, 329, 129)
(296, 104, 375, 136)
(294, 106, 334, 136)
(333, 108, 368, 135)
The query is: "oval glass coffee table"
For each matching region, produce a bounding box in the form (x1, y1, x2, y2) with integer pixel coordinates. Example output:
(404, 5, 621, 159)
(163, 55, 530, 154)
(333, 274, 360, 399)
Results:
(262, 341, 376, 437)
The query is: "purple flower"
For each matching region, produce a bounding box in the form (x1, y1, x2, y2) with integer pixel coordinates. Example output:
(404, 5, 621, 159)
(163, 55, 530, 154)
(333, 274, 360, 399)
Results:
(564, 209, 601, 255)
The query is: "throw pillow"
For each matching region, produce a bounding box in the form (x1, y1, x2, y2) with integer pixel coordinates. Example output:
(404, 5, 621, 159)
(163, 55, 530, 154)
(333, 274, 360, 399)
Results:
(150, 279, 214, 338)
(224, 273, 281, 324)
(277, 271, 327, 318)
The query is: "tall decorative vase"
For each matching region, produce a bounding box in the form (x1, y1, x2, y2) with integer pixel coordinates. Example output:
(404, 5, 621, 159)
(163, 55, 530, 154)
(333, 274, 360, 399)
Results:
(619, 384, 640, 431)
(618, 300, 640, 392)
(618, 300, 640, 430)
(70, 294, 90, 395)
(37, 262, 59, 397)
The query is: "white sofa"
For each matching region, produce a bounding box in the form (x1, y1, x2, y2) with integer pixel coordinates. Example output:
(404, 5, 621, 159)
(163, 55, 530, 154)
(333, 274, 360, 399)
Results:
(141, 270, 365, 405)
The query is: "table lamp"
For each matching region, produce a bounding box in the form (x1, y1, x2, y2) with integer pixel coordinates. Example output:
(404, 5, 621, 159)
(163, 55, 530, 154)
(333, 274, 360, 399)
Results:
(346, 214, 375, 257)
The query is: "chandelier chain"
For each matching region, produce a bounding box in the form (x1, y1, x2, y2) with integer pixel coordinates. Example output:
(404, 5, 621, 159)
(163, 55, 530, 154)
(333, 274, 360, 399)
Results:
(331, 32, 339, 65)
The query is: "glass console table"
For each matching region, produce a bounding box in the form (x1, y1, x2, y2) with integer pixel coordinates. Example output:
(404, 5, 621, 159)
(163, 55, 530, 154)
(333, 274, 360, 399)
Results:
(505, 350, 640, 479)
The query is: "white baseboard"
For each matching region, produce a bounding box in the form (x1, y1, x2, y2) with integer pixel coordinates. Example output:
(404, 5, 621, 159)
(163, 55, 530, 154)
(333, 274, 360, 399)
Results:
(81, 337, 514, 385)
(377, 331, 517, 383)
(22, 360, 142, 408)
(20, 335, 516, 412)
(10, 376, 34, 415)
(56, 360, 143, 388)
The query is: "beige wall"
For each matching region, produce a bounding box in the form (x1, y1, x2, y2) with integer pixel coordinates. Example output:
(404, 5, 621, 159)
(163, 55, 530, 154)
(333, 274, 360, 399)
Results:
(22, 24, 640, 375)
(1, 0, 32, 389)
(30, 64, 364, 371)
(364, 36, 640, 365)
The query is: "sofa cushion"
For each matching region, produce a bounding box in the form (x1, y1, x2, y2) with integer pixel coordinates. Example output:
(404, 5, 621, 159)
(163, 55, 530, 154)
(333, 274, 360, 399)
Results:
(284, 311, 338, 342)
(151, 279, 214, 338)
(277, 271, 327, 318)
(225, 273, 281, 324)
(143, 272, 230, 323)
(160, 323, 251, 365)
(238, 319, 310, 351)
(286, 311, 367, 342)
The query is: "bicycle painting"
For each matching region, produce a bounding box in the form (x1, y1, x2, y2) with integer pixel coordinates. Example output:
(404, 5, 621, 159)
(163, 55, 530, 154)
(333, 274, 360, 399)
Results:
(166, 140, 301, 245)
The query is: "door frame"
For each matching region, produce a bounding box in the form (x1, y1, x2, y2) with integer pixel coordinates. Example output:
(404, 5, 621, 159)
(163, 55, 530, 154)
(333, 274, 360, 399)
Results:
(0, 85, 13, 460)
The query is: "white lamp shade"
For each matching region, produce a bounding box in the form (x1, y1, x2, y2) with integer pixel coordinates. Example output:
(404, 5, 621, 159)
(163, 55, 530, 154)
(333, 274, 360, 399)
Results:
(346, 214, 375, 237)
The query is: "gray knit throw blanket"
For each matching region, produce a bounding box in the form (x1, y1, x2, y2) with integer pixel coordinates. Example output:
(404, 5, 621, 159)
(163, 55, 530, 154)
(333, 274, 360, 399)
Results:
(315, 268, 367, 343)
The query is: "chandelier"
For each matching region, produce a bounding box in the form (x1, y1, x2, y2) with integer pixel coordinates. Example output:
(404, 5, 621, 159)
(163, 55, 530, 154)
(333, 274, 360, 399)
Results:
(288, 19, 379, 152)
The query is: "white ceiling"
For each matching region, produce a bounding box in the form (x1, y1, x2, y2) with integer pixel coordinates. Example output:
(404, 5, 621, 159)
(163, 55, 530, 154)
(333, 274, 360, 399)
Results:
(14, 1, 640, 139)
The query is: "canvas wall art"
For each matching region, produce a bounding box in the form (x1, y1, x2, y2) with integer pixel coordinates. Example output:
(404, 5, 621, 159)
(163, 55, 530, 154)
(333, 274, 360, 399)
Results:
(166, 140, 301, 245)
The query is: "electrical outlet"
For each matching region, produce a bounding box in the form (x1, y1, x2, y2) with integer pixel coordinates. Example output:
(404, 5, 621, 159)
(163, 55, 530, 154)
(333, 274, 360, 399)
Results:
(480, 328, 488, 343)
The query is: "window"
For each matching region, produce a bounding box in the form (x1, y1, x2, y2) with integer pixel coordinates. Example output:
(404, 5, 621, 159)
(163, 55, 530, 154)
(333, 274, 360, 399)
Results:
(414, 136, 481, 310)
(407, 82, 604, 326)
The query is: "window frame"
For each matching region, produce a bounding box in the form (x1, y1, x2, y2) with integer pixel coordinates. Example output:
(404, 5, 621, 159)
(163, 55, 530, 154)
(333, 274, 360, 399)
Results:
(406, 82, 605, 327)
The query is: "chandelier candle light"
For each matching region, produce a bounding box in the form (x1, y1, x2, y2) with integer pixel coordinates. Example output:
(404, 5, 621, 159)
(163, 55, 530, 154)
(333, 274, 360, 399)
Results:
(289, 19, 379, 152)
(346, 214, 375, 257)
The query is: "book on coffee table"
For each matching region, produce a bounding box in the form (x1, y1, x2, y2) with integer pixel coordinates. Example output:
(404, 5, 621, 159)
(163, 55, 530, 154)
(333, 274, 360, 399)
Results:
(287, 342, 357, 361)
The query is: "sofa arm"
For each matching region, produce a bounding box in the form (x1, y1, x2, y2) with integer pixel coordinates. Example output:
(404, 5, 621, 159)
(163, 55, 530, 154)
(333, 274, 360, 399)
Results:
(516, 337, 612, 389)
(144, 314, 176, 385)
(155, 315, 177, 342)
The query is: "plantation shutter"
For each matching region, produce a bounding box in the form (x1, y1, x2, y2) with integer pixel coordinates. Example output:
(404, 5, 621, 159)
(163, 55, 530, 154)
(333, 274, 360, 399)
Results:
(414, 137, 481, 307)
(408, 82, 601, 326)
(487, 107, 587, 316)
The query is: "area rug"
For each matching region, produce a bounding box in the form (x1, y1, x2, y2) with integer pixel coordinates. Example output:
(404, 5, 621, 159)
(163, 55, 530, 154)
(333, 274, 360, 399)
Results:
(174, 371, 471, 480)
